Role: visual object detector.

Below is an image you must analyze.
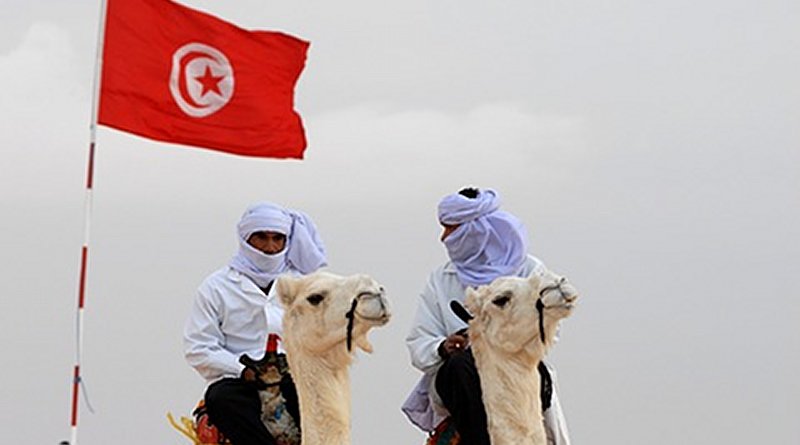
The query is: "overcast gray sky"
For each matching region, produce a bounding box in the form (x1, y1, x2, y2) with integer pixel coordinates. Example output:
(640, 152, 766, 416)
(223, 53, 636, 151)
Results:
(1, 0, 798, 444)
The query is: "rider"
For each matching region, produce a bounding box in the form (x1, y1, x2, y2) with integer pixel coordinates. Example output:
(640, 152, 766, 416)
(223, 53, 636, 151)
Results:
(184, 202, 327, 445)
(403, 187, 571, 445)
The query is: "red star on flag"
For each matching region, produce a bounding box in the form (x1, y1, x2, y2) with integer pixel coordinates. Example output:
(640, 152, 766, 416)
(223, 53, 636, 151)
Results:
(195, 66, 225, 97)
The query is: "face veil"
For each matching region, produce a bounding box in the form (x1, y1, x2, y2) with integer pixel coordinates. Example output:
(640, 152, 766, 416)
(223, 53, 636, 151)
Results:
(229, 202, 327, 287)
(438, 189, 528, 287)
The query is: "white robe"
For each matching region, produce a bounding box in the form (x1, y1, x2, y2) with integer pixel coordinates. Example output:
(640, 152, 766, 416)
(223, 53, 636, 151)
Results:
(183, 267, 290, 383)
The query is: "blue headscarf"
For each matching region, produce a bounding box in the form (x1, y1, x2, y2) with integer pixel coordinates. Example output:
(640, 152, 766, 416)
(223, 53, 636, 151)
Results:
(438, 189, 528, 287)
(229, 202, 327, 287)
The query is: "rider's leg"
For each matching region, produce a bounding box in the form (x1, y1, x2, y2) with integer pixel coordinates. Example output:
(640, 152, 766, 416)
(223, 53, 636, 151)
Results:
(204, 378, 277, 445)
(279, 374, 301, 426)
(434, 349, 490, 445)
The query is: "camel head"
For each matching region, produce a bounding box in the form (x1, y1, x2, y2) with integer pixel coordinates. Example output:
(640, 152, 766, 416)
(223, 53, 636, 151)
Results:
(277, 271, 391, 359)
(463, 268, 578, 357)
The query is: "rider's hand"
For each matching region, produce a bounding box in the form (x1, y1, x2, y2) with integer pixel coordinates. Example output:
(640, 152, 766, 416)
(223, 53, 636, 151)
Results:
(438, 332, 469, 358)
(240, 367, 266, 390)
(241, 367, 258, 382)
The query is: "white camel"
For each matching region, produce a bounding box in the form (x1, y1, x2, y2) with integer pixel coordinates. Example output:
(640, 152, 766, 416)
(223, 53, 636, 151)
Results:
(276, 271, 391, 445)
(457, 268, 578, 445)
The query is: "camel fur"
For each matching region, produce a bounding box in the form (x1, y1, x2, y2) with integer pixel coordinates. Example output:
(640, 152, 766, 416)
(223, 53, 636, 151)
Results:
(277, 271, 391, 445)
(463, 268, 578, 445)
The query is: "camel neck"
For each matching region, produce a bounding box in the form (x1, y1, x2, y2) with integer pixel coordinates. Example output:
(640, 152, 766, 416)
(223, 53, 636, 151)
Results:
(290, 352, 352, 445)
(472, 345, 547, 445)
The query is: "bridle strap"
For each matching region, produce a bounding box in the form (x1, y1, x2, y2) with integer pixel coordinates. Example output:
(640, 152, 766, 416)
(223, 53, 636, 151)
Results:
(538, 276, 567, 298)
(345, 298, 359, 352)
(535, 298, 545, 345)
(345, 291, 383, 352)
(536, 276, 568, 345)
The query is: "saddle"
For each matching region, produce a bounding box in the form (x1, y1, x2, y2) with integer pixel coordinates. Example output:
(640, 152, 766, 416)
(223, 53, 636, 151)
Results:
(426, 417, 460, 445)
(239, 334, 300, 445)
(167, 400, 230, 445)
(168, 334, 300, 445)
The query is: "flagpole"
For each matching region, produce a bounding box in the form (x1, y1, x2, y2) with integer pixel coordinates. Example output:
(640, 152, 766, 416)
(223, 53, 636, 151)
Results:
(68, 1, 108, 444)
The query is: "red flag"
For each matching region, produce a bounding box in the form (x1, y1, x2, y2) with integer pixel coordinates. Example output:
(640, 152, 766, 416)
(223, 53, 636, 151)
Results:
(98, 0, 309, 158)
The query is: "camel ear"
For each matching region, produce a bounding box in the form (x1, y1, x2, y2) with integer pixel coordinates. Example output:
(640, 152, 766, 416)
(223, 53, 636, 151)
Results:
(462, 287, 482, 319)
(276, 274, 302, 307)
(528, 270, 544, 291)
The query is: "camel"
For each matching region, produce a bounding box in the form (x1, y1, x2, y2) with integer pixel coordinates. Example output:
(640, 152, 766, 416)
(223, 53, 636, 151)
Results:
(276, 271, 391, 445)
(454, 267, 578, 445)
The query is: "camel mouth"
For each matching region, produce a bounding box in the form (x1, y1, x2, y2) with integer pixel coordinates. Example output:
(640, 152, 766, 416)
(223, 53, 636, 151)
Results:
(345, 290, 391, 352)
(356, 310, 391, 325)
(541, 298, 577, 312)
(562, 293, 578, 306)
(541, 286, 578, 309)
(353, 291, 391, 324)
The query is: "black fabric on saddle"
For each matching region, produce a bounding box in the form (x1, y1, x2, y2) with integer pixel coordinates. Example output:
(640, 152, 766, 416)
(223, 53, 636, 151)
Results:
(537, 361, 553, 412)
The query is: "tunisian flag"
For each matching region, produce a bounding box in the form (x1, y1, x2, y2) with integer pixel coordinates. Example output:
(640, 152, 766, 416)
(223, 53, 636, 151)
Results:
(98, 0, 309, 158)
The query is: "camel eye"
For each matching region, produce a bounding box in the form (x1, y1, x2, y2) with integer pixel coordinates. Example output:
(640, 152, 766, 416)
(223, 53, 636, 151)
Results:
(306, 294, 324, 306)
(492, 295, 510, 308)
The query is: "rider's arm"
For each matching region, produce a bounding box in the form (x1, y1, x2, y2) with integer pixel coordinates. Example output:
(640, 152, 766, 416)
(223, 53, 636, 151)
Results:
(406, 272, 448, 372)
(183, 279, 243, 381)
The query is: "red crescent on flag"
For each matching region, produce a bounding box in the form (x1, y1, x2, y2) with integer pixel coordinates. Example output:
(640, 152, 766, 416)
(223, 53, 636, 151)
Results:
(178, 51, 216, 109)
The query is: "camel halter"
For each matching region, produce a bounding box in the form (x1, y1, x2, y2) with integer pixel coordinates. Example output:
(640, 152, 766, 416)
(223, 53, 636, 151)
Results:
(449, 275, 570, 346)
(537, 276, 568, 345)
(344, 291, 385, 352)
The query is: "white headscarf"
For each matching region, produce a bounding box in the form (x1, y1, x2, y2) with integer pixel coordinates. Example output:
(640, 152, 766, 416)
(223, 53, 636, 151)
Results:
(438, 188, 528, 287)
(229, 202, 327, 287)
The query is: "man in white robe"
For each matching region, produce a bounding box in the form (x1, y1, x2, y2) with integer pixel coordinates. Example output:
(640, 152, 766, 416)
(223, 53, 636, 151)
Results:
(403, 187, 571, 445)
(184, 202, 326, 445)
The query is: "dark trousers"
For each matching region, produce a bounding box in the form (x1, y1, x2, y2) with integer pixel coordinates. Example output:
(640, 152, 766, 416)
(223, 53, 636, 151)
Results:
(204, 377, 300, 445)
(435, 349, 490, 445)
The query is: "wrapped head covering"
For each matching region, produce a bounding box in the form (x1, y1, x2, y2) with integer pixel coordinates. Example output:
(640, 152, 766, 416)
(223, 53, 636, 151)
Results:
(229, 202, 327, 287)
(438, 188, 528, 287)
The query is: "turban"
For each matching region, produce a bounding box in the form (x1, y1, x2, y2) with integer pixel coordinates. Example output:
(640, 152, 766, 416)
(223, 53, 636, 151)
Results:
(437, 189, 528, 287)
(229, 202, 327, 288)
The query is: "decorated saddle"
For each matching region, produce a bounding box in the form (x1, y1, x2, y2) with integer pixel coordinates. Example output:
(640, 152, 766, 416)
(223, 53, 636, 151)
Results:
(168, 334, 300, 445)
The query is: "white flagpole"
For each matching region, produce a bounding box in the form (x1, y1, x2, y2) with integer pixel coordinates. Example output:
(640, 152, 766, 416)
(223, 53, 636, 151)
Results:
(68, 0, 108, 444)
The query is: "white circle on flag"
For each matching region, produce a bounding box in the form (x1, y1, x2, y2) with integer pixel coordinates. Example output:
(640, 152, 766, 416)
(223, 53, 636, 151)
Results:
(169, 43, 235, 118)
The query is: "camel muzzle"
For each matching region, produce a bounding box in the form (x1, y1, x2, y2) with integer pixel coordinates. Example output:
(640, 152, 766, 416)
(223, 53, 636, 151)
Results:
(344, 290, 390, 352)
